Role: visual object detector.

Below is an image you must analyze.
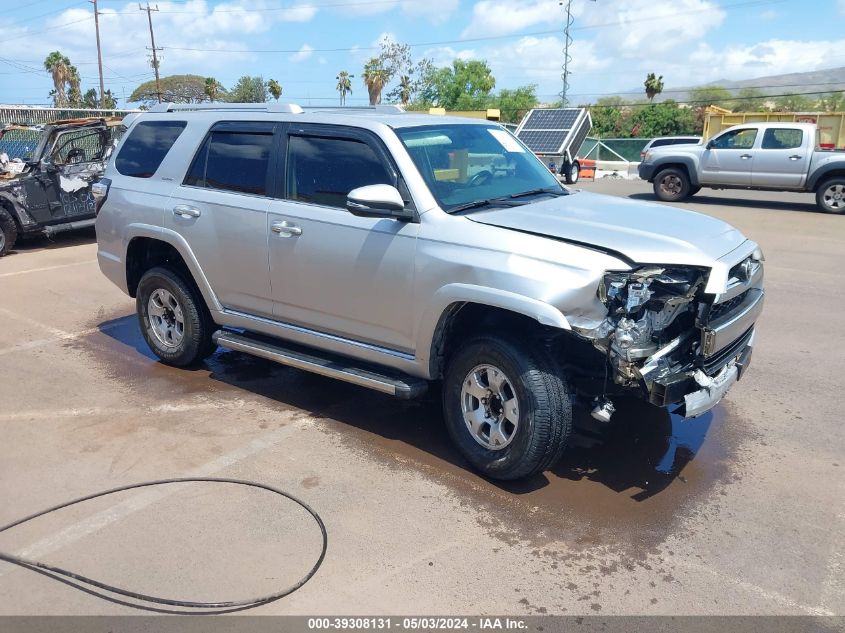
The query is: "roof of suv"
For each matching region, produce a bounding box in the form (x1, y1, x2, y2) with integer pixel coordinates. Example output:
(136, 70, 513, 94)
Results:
(133, 103, 500, 130)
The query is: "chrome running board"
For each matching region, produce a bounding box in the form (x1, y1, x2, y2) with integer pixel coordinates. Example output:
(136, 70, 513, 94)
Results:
(213, 330, 427, 399)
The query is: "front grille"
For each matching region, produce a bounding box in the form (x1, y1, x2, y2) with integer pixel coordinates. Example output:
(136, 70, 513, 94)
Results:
(710, 290, 749, 321)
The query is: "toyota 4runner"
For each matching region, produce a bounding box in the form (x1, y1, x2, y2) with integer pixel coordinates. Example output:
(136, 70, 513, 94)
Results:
(95, 103, 764, 481)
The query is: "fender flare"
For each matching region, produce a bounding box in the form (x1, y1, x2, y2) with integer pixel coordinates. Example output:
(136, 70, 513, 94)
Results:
(123, 224, 223, 312)
(650, 157, 701, 187)
(415, 283, 572, 372)
(806, 165, 845, 191)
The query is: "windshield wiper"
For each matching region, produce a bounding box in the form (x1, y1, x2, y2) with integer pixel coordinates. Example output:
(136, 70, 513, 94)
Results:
(507, 186, 567, 199)
(445, 199, 508, 214)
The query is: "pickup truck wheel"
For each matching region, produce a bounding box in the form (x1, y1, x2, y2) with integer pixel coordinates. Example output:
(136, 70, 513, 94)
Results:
(653, 168, 691, 202)
(137, 267, 216, 366)
(816, 178, 845, 214)
(0, 206, 18, 257)
(443, 336, 572, 481)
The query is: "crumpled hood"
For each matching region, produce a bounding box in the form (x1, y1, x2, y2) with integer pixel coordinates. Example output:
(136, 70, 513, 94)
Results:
(467, 190, 747, 266)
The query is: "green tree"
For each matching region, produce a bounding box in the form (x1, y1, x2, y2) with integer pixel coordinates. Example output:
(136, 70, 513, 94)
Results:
(732, 88, 767, 112)
(267, 78, 283, 101)
(397, 75, 412, 105)
(688, 85, 731, 108)
(819, 92, 845, 112)
(44, 51, 73, 107)
(588, 96, 633, 137)
(227, 76, 268, 103)
(644, 73, 664, 102)
(629, 100, 696, 137)
(130, 74, 208, 104)
(425, 59, 496, 110)
(336, 70, 353, 106)
(491, 86, 537, 123)
(67, 66, 82, 107)
(771, 93, 818, 112)
(82, 88, 99, 108)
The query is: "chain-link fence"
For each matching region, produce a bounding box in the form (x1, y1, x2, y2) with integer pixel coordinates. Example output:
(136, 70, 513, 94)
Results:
(0, 106, 137, 126)
(580, 137, 650, 163)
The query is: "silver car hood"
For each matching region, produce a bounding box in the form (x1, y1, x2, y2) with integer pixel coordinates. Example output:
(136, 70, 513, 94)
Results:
(467, 190, 746, 267)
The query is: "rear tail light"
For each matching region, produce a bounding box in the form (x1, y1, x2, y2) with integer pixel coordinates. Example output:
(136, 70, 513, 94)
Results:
(91, 178, 111, 215)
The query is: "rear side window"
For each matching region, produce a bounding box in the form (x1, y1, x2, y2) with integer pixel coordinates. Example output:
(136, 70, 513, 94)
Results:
(184, 131, 273, 196)
(286, 135, 392, 208)
(651, 139, 672, 148)
(115, 121, 186, 178)
(761, 128, 803, 150)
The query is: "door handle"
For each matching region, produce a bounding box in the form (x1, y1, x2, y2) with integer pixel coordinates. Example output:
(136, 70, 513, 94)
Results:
(740, 154, 752, 160)
(271, 220, 302, 237)
(173, 204, 201, 218)
(789, 155, 803, 160)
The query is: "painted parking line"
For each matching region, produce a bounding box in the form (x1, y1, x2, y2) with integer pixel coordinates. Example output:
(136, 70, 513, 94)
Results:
(0, 259, 95, 279)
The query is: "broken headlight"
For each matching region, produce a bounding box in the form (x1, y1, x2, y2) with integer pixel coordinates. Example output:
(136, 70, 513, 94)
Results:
(598, 266, 704, 318)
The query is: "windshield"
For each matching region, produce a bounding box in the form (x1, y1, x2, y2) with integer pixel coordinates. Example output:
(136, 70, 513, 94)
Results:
(395, 124, 564, 212)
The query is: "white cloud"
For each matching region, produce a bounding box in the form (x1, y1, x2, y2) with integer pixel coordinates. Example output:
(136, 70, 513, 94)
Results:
(759, 9, 780, 21)
(289, 44, 314, 63)
(338, 0, 458, 24)
(462, 0, 560, 38)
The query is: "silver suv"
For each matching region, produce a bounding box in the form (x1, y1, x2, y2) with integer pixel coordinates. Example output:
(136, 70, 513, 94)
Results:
(95, 103, 764, 481)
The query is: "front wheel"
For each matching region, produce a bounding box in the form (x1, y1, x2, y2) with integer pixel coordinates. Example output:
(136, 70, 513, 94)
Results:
(564, 161, 580, 184)
(137, 267, 216, 366)
(816, 178, 845, 214)
(442, 335, 572, 480)
(0, 206, 18, 257)
(653, 167, 692, 202)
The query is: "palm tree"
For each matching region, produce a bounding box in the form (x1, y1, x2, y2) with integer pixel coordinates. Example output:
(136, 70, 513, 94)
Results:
(267, 79, 283, 101)
(204, 77, 221, 102)
(398, 74, 412, 105)
(68, 65, 82, 107)
(336, 70, 352, 106)
(644, 73, 664, 102)
(362, 59, 389, 106)
(44, 51, 72, 107)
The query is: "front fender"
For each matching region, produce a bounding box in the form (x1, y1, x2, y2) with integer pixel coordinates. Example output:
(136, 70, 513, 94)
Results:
(649, 156, 701, 187)
(414, 283, 572, 370)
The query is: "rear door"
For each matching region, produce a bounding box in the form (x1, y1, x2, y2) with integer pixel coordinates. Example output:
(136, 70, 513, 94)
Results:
(750, 127, 809, 188)
(700, 127, 757, 185)
(166, 121, 277, 318)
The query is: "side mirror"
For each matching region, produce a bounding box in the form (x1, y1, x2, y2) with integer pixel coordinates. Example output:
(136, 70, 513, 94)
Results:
(346, 184, 413, 220)
(706, 139, 715, 150)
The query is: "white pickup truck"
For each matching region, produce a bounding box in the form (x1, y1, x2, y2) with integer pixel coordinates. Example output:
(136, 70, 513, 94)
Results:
(638, 122, 845, 213)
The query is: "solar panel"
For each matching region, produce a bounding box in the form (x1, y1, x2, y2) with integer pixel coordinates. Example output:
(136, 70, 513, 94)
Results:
(515, 130, 567, 153)
(515, 108, 591, 155)
(520, 108, 581, 131)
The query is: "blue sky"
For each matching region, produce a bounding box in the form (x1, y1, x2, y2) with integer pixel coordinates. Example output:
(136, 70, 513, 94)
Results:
(2, 0, 844, 107)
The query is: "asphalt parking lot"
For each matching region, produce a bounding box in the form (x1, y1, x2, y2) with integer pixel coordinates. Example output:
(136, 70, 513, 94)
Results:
(0, 179, 842, 616)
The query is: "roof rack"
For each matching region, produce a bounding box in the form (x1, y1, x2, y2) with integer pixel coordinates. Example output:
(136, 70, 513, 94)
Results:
(148, 102, 407, 115)
(149, 102, 304, 114)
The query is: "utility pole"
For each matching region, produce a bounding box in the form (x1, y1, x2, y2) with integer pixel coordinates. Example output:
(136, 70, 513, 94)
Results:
(90, 0, 105, 106)
(559, 0, 596, 107)
(139, 3, 163, 102)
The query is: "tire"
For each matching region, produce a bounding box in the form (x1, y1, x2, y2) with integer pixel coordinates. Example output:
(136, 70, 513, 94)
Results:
(136, 266, 216, 367)
(653, 167, 692, 202)
(689, 186, 701, 197)
(442, 335, 572, 480)
(564, 161, 580, 185)
(815, 178, 845, 214)
(0, 205, 18, 257)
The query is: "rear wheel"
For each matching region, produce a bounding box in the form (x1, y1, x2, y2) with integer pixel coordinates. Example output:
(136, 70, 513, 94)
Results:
(442, 335, 572, 480)
(816, 178, 845, 214)
(653, 167, 692, 202)
(0, 206, 18, 257)
(564, 161, 580, 185)
(137, 266, 216, 366)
